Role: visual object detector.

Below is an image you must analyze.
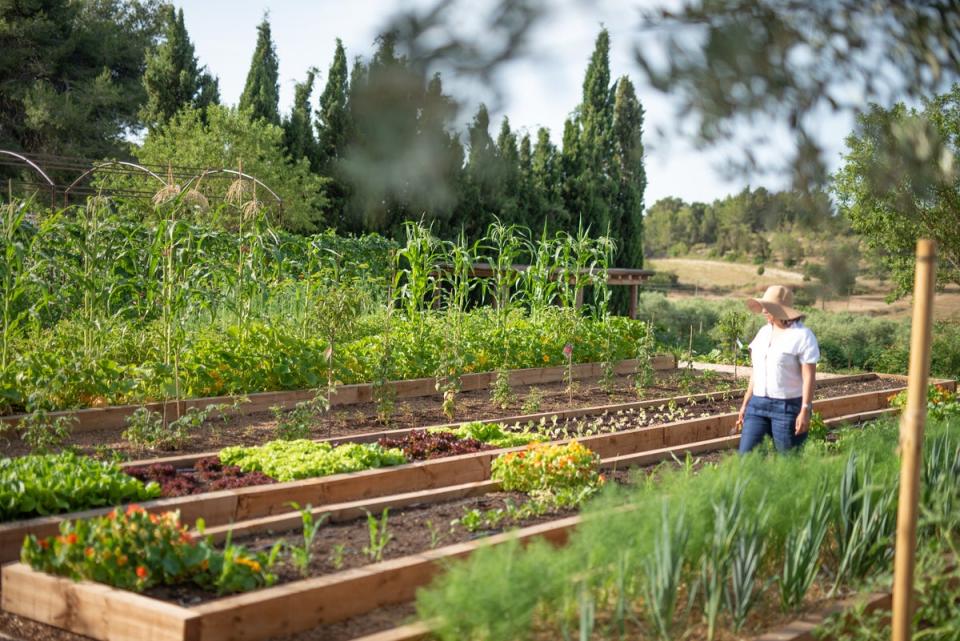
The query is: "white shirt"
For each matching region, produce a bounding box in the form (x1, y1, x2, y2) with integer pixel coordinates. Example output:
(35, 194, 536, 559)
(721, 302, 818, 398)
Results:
(748, 321, 820, 399)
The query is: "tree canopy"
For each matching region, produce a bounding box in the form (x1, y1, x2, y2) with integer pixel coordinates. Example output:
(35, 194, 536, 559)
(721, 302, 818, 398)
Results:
(834, 84, 960, 297)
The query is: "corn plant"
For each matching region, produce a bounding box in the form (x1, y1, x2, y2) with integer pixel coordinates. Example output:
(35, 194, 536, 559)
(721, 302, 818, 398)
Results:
(435, 232, 478, 420)
(287, 503, 329, 578)
(363, 508, 393, 563)
(641, 505, 688, 641)
(724, 509, 767, 632)
(519, 226, 559, 319)
(1, 200, 47, 373)
(779, 488, 831, 611)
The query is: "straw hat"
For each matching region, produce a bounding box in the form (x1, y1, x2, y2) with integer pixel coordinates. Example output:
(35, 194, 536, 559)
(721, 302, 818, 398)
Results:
(745, 285, 803, 321)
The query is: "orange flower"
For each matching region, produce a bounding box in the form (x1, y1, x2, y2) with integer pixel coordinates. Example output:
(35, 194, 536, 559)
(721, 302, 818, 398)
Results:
(85, 547, 95, 558)
(64, 533, 78, 545)
(126, 505, 144, 516)
(135, 566, 149, 579)
(107, 510, 117, 520)
(117, 554, 128, 567)
(38, 539, 50, 550)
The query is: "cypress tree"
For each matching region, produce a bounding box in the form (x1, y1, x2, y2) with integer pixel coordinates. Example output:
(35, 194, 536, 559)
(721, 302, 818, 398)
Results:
(496, 117, 520, 224)
(532, 127, 568, 232)
(282, 68, 318, 166)
(459, 103, 500, 238)
(611, 76, 646, 269)
(564, 29, 616, 236)
(141, 6, 218, 128)
(316, 39, 350, 173)
(239, 14, 280, 125)
(418, 73, 463, 233)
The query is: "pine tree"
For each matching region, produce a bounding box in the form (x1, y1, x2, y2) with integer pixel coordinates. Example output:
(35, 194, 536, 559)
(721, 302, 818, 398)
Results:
(282, 68, 318, 166)
(239, 15, 280, 125)
(611, 76, 646, 269)
(141, 6, 219, 128)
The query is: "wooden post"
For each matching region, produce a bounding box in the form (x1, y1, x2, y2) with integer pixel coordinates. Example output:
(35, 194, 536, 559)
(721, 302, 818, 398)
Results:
(629, 284, 638, 319)
(891, 239, 937, 641)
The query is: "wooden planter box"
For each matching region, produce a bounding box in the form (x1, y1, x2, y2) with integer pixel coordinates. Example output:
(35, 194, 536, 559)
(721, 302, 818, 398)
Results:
(0, 405, 920, 641)
(0, 376, 920, 566)
(0, 355, 676, 434)
(1, 515, 582, 641)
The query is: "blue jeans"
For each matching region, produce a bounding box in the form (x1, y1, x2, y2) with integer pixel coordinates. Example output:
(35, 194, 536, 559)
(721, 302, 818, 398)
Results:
(738, 396, 807, 454)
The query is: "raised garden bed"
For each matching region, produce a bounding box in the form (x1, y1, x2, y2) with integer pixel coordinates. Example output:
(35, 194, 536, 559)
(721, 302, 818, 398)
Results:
(0, 374, 936, 566)
(0, 356, 676, 440)
(0, 406, 908, 641)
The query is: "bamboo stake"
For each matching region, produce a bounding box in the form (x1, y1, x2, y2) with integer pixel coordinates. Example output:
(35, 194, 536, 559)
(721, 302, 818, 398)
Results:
(891, 239, 937, 641)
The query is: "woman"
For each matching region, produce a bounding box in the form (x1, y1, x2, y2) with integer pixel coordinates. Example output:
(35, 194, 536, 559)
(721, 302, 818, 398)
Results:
(736, 285, 820, 453)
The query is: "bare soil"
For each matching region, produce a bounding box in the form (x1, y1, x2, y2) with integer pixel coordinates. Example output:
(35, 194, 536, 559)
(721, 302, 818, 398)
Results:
(0, 369, 739, 459)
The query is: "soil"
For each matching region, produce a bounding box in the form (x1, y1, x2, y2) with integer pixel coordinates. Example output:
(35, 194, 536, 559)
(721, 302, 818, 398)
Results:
(0, 370, 739, 460)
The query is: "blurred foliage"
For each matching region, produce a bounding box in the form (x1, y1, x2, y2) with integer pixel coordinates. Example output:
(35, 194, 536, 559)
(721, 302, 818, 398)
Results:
(834, 84, 960, 298)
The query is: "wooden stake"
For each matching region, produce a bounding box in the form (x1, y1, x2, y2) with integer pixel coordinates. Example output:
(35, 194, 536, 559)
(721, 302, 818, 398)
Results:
(891, 239, 937, 641)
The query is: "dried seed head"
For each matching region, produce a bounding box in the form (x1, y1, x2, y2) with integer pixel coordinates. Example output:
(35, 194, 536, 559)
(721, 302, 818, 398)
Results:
(226, 178, 252, 205)
(181, 189, 209, 212)
(152, 183, 181, 207)
(241, 198, 262, 220)
(85, 195, 110, 213)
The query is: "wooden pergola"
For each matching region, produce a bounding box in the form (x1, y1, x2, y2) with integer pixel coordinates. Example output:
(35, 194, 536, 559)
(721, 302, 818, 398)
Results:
(435, 263, 655, 319)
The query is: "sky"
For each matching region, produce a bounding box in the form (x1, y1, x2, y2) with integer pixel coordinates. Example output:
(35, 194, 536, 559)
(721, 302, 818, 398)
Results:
(172, 0, 855, 207)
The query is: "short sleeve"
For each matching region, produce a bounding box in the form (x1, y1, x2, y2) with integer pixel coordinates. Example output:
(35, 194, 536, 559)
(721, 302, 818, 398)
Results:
(798, 329, 820, 364)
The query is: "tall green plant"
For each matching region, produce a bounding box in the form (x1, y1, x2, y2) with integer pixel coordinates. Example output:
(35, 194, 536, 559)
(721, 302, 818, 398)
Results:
(640, 504, 688, 641)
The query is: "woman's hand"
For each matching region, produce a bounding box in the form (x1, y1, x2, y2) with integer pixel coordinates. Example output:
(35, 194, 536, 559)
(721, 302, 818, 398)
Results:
(735, 405, 747, 433)
(795, 407, 811, 435)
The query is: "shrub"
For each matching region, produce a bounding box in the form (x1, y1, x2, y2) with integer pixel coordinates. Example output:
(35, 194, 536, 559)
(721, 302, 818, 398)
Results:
(0, 452, 161, 521)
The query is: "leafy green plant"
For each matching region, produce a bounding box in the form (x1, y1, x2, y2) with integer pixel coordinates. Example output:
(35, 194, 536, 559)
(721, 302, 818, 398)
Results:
(287, 502, 328, 577)
(4, 409, 75, 454)
(270, 392, 329, 440)
(0, 452, 161, 521)
(219, 439, 407, 482)
(491, 367, 515, 410)
(634, 321, 656, 395)
(363, 508, 392, 563)
(330, 543, 346, 570)
(438, 421, 542, 449)
(521, 387, 544, 414)
(698, 480, 747, 641)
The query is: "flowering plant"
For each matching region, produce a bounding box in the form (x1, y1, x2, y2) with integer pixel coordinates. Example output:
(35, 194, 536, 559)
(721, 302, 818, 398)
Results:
(21, 506, 276, 595)
(491, 441, 604, 493)
(888, 384, 960, 421)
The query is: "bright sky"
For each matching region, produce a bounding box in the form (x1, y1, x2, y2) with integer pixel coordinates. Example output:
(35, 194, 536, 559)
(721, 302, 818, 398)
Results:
(173, 0, 854, 207)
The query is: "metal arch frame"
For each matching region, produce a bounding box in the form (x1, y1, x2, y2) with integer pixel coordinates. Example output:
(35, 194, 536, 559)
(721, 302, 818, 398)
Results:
(63, 160, 168, 202)
(0, 150, 56, 188)
(182, 168, 283, 208)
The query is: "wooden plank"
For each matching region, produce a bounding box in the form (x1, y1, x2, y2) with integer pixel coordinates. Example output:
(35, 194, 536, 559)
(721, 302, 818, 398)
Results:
(190, 515, 582, 641)
(348, 621, 435, 641)
(200, 480, 498, 544)
(0, 356, 677, 434)
(750, 593, 892, 641)
(1, 563, 199, 641)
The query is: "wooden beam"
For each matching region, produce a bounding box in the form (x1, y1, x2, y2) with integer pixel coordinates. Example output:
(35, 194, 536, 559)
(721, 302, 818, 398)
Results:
(1, 563, 200, 641)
